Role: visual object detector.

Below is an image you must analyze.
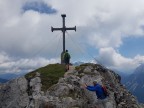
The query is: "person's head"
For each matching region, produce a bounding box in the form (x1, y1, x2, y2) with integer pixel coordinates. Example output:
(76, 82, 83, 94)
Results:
(66, 50, 68, 52)
(93, 80, 98, 85)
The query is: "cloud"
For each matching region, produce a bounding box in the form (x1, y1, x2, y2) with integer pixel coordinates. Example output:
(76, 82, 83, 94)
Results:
(97, 47, 144, 73)
(23, 1, 57, 14)
(0, 52, 11, 64)
(0, 52, 60, 74)
(1, 0, 144, 73)
(44, 0, 144, 50)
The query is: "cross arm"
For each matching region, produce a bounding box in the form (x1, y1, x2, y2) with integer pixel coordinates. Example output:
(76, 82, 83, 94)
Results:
(51, 27, 63, 32)
(65, 26, 76, 31)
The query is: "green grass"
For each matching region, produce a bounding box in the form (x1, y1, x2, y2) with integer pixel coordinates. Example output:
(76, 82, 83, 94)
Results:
(25, 63, 65, 91)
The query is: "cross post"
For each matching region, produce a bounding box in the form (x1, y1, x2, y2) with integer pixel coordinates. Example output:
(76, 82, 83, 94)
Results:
(51, 14, 76, 64)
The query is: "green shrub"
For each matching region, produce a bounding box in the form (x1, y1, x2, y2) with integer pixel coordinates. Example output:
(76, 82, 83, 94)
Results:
(25, 63, 65, 91)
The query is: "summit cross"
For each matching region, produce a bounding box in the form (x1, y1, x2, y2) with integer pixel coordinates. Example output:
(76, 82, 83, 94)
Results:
(51, 14, 76, 63)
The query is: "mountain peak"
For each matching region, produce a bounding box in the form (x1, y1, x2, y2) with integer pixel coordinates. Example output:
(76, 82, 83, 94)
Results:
(124, 63, 144, 103)
(0, 63, 143, 108)
(134, 64, 144, 74)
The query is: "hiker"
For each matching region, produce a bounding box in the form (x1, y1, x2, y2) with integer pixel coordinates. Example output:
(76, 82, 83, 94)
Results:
(83, 80, 108, 108)
(63, 50, 71, 71)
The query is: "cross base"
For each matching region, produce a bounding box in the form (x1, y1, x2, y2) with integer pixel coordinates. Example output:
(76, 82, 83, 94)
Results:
(61, 51, 65, 64)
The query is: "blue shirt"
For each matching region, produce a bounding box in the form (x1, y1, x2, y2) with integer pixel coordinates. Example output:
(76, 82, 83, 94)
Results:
(86, 84, 106, 99)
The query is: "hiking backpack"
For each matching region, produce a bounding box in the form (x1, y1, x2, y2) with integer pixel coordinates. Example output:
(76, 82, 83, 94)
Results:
(102, 86, 109, 97)
(64, 52, 70, 60)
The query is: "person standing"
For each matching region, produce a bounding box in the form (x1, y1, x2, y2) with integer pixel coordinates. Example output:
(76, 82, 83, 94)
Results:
(63, 50, 71, 71)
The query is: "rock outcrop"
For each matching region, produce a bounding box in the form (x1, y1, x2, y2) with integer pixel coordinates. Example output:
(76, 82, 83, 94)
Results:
(0, 63, 143, 108)
(0, 77, 29, 108)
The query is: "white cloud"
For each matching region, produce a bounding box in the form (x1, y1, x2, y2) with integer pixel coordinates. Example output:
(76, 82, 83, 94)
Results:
(0, 52, 11, 64)
(97, 47, 144, 73)
(0, 52, 60, 74)
(1, 0, 144, 73)
(45, 0, 144, 49)
(1, 0, 144, 52)
(133, 55, 144, 64)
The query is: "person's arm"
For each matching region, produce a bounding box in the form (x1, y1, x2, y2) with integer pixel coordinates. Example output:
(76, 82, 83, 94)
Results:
(83, 83, 87, 88)
(86, 86, 96, 91)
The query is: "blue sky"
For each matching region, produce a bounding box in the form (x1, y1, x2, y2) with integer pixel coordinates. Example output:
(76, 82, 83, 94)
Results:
(1, 0, 144, 74)
(119, 37, 144, 58)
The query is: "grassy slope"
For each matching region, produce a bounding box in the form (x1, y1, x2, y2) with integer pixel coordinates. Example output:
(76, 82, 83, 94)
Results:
(25, 63, 65, 91)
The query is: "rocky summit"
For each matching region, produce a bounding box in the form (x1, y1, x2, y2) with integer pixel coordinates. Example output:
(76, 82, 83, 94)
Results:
(0, 63, 143, 108)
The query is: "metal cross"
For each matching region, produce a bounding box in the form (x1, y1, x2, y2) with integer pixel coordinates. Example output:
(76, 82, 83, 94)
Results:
(51, 14, 76, 63)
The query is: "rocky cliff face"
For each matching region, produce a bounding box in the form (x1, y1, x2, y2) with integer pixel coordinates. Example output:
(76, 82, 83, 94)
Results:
(0, 63, 143, 108)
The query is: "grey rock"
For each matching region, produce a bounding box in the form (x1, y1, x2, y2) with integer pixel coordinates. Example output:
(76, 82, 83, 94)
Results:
(83, 66, 93, 73)
(0, 77, 29, 108)
(0, 64, 142, 108)
(36, 72, 40, 77)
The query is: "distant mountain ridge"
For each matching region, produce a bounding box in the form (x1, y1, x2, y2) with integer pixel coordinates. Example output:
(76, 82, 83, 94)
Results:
(0, 73, 26, 80)
(73, 61, 85, 66)
(124, 64, 144, 103)
(133, 64, 144, 75)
